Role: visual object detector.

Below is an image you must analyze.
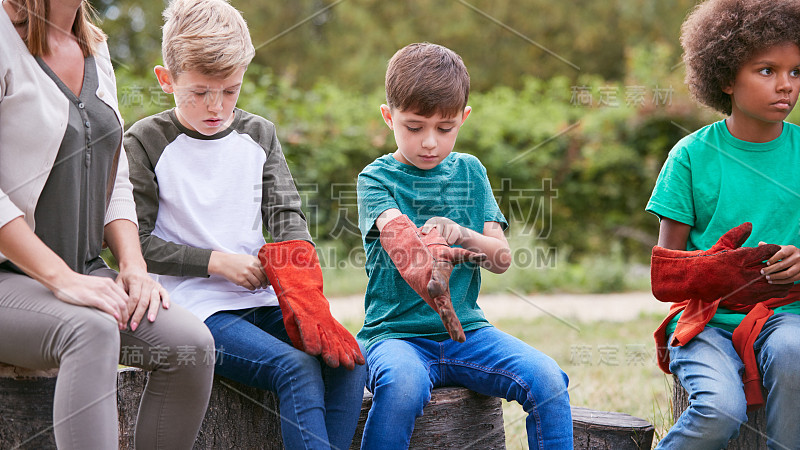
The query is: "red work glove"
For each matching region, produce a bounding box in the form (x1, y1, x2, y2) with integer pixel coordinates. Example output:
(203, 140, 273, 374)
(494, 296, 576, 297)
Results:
(650, 222, 791, 304)
(380, 215, 486, 342)
(258, 240, 364, 370)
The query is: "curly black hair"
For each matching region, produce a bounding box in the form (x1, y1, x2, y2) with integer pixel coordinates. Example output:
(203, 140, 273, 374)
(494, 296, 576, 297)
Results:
(681, 0, 800, 115)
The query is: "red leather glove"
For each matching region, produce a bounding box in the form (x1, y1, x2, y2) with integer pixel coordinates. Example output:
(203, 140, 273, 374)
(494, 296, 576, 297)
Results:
(380, 215, 486, 342)
(258, 240, 364, 370)
(650, 222, 791, 304)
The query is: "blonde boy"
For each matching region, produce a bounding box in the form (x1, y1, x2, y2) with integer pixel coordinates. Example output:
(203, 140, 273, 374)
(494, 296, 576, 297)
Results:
(124, 1, 365, 448)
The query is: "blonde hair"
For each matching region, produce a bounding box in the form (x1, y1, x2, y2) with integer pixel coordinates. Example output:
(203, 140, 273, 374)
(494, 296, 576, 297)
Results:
(7, 0, 105, 57)
(161, 0, 255, 79)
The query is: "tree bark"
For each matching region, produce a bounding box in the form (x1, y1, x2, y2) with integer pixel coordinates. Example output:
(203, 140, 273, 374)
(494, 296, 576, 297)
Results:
(350, 387, 506, 449)
(0, 364, 58, 449)
(572, 406, 654, 450)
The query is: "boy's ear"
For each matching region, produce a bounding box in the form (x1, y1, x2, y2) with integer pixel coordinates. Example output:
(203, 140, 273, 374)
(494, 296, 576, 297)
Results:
(154, 66, 175, 94)
(722, 82, 734, 95)
(461, 106, 472, 124)
(380, 104, 394, 130)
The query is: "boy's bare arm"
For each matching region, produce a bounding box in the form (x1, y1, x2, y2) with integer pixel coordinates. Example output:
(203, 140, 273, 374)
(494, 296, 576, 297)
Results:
(421, 217, 510, 274)
(657, 217, 691, 250)
(375, 208, 403, 232)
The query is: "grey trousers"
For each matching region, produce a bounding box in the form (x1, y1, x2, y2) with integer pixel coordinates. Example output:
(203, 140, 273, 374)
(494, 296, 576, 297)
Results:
(0, 268, 215, 449)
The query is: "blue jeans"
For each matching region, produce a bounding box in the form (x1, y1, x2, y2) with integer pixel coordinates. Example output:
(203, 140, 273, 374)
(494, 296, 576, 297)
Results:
(205, 306, 366, 450)
(360, 326, 572, 449)
(659, 313, 800, 449)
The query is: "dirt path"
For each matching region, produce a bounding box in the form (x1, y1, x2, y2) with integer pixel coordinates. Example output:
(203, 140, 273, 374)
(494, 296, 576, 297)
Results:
(330, 291, 670, 323)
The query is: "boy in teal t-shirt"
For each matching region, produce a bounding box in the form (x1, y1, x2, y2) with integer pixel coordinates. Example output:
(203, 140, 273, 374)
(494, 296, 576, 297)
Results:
(646, 0, 800, 447)
(356, 43, 572, 449)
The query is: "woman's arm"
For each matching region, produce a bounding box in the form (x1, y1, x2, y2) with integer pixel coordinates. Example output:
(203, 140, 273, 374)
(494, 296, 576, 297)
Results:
(104, 218, 169, 331)
(0, 217, 129, 327)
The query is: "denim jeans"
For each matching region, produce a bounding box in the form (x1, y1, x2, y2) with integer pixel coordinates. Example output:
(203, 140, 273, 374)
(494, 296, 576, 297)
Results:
(360, 326, 572, 450)
(205, 306, 366, 450)
(658, 313, 800, 449)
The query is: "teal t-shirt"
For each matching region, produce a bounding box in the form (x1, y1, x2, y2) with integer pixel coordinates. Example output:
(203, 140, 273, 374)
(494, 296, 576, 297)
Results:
(356, 152, 508, 350)
(646, 120, 800, 336)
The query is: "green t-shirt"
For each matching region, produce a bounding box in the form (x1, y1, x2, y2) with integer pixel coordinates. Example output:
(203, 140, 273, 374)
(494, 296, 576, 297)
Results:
(356, 152, 507, 350)
(646, 120, 800, 336)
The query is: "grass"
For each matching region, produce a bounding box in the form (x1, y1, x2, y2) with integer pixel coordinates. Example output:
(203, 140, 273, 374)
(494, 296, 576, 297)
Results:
(494, 313, 672, 449)
(339, 312, 673, 449)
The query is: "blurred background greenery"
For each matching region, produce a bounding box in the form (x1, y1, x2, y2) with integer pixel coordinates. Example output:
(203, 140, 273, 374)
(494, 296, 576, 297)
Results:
(95, 0, 800, 294)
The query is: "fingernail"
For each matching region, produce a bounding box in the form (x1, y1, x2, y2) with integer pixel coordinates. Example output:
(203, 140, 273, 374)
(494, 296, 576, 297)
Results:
(149, 314, 155, 322)
(761, 269, 765, 274)
(131, 322, 137, 331)
(766, 275, 771, 281)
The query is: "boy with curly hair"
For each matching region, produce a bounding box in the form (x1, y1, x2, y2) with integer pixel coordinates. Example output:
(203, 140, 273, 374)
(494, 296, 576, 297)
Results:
(356, 43, 572, 449)
(124, 0, 366, 448)
(647, 0, 800, 447)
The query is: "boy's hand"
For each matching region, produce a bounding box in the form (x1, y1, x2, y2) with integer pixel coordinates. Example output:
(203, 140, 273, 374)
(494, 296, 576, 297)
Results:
(421, 217, 467, 246)
(760, 242, 800, 284)
(209, 251, 269, 290)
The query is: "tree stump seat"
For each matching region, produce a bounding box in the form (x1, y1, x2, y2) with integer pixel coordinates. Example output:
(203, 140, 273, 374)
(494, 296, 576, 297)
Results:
(0, 364, 656, 449)
(673, 375, 767, 449)
(0, 363, 60, 449)
(571, 406, 654, 450)
(118, 368, 507, 449)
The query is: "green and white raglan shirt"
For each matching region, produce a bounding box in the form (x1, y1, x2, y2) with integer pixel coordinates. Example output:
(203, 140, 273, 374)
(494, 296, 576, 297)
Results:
(124, 108, 312, 321)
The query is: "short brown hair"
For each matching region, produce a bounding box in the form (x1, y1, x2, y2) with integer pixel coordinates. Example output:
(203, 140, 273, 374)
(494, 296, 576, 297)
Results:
(385, 43, 470, 118)
(161, 0, 254, 79)
(7, 0, 105, 57)
(681, 0, 800, 115)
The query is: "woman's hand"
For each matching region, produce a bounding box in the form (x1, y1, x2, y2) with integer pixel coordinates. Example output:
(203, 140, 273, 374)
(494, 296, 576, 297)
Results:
(209, 251, 269, 291)
(52, 272, 130, 329)
(116, 266, 170, 331)
(760, 243, 800, 284)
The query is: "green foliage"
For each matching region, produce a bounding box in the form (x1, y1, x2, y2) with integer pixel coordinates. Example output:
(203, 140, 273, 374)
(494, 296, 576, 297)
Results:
(93, 0, 697, 91)
(116, 53, 711, 267)
(104, 0, 759, 281)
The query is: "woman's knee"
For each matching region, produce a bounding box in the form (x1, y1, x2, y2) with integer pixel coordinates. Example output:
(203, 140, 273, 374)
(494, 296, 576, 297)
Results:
(64, 309, 120, 358)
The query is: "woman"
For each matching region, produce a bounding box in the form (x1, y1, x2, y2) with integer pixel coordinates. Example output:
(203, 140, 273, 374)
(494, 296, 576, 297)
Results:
(0, 0, 215, 448)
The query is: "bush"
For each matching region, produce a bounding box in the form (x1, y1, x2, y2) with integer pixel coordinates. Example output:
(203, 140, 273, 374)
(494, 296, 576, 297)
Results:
(115, 65, 709, 269)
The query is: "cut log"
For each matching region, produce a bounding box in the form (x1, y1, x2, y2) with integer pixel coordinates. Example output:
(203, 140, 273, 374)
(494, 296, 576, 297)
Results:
(572, 406, 654, 450)
(672, 375, 767, 449)
(117, 368, 283, 449)
(350, 387, 506, 449)
(0, 363, 58, 449)
(1, 364, 654, 450)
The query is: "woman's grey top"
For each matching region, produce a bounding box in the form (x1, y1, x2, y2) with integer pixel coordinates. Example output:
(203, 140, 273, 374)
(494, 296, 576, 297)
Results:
(30, 55, 122, 274)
